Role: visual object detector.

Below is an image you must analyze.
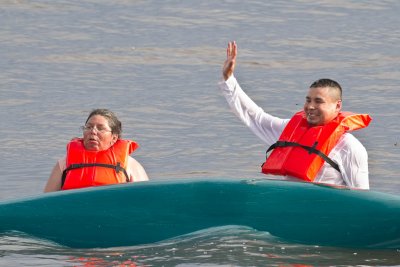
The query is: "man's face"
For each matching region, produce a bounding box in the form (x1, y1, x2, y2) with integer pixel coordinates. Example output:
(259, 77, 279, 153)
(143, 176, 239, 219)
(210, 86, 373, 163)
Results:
(303, 86, 342, 126)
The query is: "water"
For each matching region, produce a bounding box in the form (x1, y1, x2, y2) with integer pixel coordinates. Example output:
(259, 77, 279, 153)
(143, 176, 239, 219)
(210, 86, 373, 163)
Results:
(1, 227, 400, 266)
(1, 0, 399, 265)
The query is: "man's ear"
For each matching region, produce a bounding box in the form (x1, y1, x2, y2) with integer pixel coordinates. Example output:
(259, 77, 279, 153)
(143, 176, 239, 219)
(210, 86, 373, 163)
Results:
(336, 100, 342, 111)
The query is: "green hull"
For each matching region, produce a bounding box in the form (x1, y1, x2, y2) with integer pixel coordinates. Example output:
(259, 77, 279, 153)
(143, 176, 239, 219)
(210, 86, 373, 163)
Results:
(1, 178, 399, 249)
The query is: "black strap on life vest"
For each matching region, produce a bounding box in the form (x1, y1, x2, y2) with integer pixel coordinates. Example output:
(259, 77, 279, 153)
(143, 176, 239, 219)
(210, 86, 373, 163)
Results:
(266, 141, 341, 173)
(61, 162, 130, 188)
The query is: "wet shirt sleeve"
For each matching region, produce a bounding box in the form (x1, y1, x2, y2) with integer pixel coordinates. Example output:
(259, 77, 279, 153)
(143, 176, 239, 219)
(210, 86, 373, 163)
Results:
(334, 134, 370, 189)
(218, 75, 288, 147)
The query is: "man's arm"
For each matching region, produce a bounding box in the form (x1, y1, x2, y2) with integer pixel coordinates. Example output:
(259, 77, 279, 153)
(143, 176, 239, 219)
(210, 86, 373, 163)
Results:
(219, 42, 288, 146)
(335, 134, 370, 189)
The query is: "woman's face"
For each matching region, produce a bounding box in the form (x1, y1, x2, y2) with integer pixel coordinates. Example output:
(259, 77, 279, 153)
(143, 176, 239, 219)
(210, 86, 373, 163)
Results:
(83, 115, 118, 151)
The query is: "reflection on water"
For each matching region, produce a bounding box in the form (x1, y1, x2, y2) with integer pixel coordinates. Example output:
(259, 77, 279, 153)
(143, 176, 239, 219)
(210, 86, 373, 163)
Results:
(2, 227, 400, 266)
(1, 0, 400, 266)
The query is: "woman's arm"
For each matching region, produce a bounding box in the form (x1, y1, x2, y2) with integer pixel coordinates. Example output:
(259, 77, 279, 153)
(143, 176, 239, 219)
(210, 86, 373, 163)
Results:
(44, 161, 63, 192)
(128, 156, 149, 182)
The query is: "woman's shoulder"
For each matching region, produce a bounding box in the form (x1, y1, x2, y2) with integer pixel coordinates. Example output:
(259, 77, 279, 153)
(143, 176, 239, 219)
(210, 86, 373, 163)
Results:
(58, 156, 67, 171)
(127, 156, 141, 165)
(127, 156, 149, 182)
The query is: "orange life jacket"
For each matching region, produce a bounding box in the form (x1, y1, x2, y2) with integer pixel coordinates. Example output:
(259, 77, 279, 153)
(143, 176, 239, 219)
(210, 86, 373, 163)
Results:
(261, 111, 371, 181)
(61, 138, 139, 190)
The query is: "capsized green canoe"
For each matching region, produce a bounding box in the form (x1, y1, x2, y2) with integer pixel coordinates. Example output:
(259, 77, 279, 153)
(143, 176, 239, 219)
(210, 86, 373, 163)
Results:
(0, 178, 399, 249)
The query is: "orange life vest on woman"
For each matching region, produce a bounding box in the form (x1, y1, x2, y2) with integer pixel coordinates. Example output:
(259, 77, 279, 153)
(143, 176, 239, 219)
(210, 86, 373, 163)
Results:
(61, 138, 139, 190)
(261, 111, 371, 182)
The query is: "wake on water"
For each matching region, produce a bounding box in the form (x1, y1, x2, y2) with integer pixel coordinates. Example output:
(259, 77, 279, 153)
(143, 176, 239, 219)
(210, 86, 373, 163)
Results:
(1, 226, 400, 266)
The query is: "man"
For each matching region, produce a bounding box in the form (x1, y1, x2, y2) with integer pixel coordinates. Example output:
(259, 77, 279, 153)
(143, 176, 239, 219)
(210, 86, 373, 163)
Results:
(218, 41, 371, 189)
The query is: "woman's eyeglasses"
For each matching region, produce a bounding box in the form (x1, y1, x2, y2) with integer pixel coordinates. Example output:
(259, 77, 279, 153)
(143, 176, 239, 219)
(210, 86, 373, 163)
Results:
(81, 125, 112, 134)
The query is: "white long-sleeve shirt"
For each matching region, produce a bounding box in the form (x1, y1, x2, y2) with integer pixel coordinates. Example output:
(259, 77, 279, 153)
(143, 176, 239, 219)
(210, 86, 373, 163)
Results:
(218, 75, 369, 189)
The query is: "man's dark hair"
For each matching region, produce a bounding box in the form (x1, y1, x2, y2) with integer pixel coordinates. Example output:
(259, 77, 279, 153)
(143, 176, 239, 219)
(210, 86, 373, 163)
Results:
(310, 78, 342, 100)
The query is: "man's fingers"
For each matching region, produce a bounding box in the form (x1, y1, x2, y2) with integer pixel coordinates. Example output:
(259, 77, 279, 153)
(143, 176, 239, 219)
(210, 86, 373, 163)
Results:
(232, 41, 237, 57)
(227, 41, 235, 58)
(227, 42, 232, 57)
(223, 41, 237, 80)
(226, 41, 237, 59)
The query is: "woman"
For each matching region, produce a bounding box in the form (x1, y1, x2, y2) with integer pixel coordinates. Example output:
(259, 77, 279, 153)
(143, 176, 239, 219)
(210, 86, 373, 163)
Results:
(44, 109, 148, 192)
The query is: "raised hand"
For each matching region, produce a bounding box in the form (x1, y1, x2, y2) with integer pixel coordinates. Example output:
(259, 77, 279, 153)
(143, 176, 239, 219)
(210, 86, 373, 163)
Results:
(222, 41, 237, 81)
